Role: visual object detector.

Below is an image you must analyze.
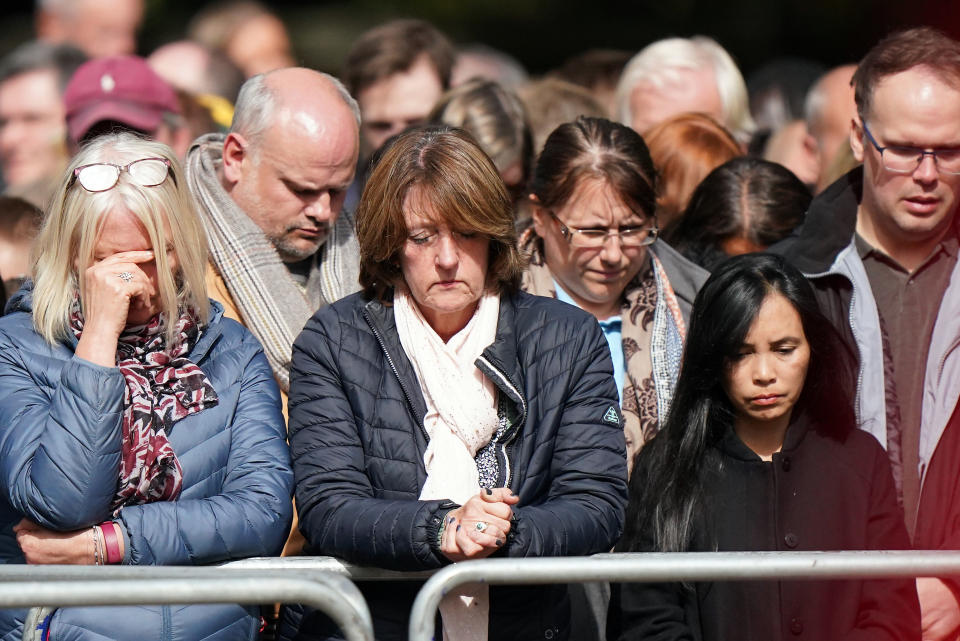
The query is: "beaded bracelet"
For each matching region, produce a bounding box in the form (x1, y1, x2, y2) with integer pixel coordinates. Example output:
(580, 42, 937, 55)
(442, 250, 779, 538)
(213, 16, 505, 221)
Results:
(90, 526, 101, 566)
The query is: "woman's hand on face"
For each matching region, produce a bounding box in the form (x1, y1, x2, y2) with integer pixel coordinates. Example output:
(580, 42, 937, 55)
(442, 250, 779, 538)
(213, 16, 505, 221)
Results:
(75, 250, 155, 367)
(440, 488, 519, 562)
(13, 518, 95, 565)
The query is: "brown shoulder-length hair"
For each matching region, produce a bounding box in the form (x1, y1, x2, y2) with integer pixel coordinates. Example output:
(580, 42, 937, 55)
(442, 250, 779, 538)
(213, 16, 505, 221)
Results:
(644, 112, 742, 230)
(355, 125, 524, 301)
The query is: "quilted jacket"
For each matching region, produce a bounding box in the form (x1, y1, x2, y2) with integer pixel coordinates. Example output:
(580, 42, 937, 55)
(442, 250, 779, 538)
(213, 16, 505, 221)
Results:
(280, 290, 629, 641)
(0, 285, 293, 641)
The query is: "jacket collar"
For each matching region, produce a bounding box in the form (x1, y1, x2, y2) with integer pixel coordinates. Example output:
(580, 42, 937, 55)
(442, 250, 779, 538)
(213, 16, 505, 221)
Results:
(716, 409, 812, 462)
(774, 167, 863, 275)
(363, 290, 529, 424)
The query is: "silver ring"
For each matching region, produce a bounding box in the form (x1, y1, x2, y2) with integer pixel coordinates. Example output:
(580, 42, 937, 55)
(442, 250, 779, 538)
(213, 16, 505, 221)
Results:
(475, 521, 487, 533)
(118, 271, 133, 283)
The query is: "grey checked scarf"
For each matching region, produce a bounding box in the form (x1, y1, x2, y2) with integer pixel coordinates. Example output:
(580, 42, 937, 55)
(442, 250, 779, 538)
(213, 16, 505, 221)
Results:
(185, 133, 360, 391)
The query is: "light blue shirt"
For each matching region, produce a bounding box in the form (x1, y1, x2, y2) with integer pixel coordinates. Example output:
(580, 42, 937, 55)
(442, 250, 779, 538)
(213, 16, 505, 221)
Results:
(553, 281, 625, 404)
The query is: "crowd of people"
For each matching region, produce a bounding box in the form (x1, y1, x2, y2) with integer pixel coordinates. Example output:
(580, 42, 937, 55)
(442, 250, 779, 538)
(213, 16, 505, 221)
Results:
(0, 1, 957, 640)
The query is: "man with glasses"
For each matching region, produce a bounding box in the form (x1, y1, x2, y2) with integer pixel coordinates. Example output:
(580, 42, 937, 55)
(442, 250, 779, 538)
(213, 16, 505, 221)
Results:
(774, 27, 960, 641)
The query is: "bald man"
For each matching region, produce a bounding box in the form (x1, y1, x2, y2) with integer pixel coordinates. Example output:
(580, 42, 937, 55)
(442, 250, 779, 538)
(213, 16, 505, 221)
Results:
(186, 69, 360, 557)
(805, 64, 857, 192)
(186, 68, 361, 404)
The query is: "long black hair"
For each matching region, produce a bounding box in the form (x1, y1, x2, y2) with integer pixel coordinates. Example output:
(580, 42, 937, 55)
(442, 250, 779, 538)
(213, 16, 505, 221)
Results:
(619, 253, 856, 552)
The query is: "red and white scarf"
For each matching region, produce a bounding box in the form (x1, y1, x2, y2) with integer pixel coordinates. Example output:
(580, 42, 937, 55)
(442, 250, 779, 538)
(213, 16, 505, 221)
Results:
(70, 305, 219, 512)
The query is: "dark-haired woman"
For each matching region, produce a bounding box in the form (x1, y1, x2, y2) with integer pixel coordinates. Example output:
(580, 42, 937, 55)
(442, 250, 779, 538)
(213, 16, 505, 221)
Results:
(666, 157, 810, 271)
(608, 253, 919, 641)
(522, 116, 707, 470)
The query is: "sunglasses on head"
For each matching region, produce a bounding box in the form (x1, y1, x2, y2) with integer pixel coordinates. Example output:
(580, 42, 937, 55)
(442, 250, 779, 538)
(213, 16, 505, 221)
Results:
(69, 157, 173, 193)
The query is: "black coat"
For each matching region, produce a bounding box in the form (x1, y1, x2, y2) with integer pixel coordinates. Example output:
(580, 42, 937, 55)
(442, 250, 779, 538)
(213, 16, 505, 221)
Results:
(280, 290, 628, 641)
(609, 415, 920, 641)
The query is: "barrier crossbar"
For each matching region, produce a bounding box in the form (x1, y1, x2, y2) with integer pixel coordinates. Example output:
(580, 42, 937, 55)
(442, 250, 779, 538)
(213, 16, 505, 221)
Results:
(0, 567, 373, 641)
(408, 550, 960, 641)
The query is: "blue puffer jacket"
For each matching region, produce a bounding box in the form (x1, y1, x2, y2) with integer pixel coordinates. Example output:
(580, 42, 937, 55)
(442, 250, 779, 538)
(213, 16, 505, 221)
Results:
(280, 290, 628, 641)
(0, 286, 293, 641)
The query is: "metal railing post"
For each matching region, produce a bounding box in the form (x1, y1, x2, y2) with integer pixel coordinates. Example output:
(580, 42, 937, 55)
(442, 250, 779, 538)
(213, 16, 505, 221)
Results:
(0, 568, 373, 641)
(408, 551, 960, 641)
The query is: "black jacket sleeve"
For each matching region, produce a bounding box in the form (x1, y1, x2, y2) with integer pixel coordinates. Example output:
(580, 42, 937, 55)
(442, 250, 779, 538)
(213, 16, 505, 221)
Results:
(503, 319, 628, 558)
(288, 312, 451, 571)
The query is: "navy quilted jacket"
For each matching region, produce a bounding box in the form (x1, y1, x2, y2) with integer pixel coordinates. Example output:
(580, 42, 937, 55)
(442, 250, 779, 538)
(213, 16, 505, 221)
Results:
(283, 290, 628, 640)
(0, 286, 293, 641)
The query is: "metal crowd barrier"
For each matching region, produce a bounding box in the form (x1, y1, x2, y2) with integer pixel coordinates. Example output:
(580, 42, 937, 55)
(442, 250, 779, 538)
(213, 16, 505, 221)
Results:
(0, 566, 373, 641)
(406, 550, 960, 641)
(9, 551, 960, 641)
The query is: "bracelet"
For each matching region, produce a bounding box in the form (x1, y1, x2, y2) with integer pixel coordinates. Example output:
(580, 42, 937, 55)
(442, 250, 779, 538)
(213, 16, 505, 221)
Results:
(99, 521, 122, 565)
(436, 511, 454, 549)
(90, 526, 101, 566)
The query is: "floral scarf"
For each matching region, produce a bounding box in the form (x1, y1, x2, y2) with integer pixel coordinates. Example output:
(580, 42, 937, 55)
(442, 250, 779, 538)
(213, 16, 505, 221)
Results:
(520, 230, 686, 464)
(70, 304, 219, 511)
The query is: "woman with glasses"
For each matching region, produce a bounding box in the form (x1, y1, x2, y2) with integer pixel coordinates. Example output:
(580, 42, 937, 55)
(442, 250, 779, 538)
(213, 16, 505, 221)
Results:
(0, 133, 293, 641)
(522, 117, 708, 471)
(279, 126, 627, 641)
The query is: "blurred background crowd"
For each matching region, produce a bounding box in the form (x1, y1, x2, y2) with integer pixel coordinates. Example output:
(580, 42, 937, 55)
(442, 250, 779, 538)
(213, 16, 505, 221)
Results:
(0, 0, 954, 298)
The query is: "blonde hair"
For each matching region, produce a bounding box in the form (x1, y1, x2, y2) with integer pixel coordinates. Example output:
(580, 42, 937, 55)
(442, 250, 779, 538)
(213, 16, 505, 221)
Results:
(32, 133, 209, 347)
(428, 79, 531, 179)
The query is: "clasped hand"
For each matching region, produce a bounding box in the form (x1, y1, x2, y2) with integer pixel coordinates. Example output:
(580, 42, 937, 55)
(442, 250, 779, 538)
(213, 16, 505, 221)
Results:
(440, 487, 519, 562)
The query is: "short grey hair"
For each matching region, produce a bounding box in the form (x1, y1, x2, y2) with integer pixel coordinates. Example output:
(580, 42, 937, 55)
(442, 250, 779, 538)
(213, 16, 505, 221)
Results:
(230, 70, 361, 144)
(616, 36, 755, 143)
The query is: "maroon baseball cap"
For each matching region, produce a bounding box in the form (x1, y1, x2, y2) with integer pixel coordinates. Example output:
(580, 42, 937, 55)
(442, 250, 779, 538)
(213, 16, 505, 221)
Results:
(64, 55, 181, 143)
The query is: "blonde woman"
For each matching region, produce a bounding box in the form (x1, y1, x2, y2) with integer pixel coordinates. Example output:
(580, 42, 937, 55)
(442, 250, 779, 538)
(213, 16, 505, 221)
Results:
(0, 133, 292, 641)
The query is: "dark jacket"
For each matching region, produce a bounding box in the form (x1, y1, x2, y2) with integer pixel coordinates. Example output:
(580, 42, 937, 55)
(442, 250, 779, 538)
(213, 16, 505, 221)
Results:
(0, 286, 293, 641)
(609, 415, 920, 641)
(280, 290, 629, 641)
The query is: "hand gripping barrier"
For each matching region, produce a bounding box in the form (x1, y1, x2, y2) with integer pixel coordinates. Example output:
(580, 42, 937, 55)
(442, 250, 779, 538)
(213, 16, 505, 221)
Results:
(0, 566, 373, 641)
(408, 550, 960, 641)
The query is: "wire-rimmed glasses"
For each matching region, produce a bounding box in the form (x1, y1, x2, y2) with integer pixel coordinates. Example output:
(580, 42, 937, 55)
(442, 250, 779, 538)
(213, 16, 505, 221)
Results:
(69, 158, 173, 192)
(548, 210, 658, 249)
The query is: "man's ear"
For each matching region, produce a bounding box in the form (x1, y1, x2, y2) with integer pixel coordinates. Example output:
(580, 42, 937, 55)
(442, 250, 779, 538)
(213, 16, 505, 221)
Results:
(849, 116, 865, 163)
(221, 133, 247, 186)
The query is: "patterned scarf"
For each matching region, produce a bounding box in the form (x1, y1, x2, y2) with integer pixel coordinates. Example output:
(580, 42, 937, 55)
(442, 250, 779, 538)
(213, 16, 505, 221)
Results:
(185, 133, 361, 391)
(70, 305, 219, 511)
(520, 230, 686, 464)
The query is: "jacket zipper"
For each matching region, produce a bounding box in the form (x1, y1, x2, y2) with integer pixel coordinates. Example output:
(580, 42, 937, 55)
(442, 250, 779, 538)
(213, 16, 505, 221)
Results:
(476, 355, 527, 489)
(362, 308, 430, 443)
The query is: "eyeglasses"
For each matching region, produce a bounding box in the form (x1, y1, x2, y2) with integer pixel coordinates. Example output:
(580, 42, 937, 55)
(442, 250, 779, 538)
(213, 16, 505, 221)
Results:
(862, 122, 960, 175)
(69, 158, 172, 192)
(548, 210, 658, 249)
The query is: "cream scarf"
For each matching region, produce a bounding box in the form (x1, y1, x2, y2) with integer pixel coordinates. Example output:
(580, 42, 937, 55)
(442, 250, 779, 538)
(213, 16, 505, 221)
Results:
(394, 288, 500, 641)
